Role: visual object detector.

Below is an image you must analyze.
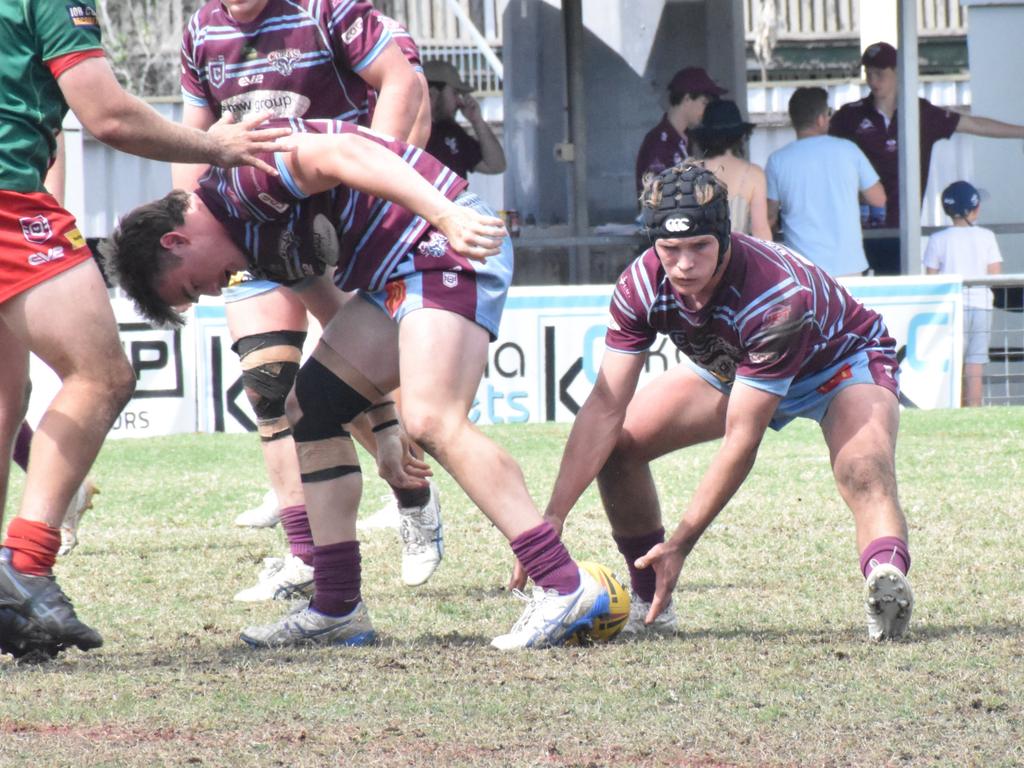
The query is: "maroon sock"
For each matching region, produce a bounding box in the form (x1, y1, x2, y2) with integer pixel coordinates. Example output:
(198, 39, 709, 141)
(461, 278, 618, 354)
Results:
(310, 540, 361, 617)
(860, 536, 911, 578)
(279, 505, 314, 565)
(613, 527, 664, 604)
(12, 422, 32, 473)
(392, 484, 430, 509)
(510, 521, 580, 595)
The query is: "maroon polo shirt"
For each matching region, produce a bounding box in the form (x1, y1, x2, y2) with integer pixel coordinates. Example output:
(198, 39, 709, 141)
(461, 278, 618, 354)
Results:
(426, 118, 482, 180)
(830, 95, 960, 228)
(635, 114, 690, 195)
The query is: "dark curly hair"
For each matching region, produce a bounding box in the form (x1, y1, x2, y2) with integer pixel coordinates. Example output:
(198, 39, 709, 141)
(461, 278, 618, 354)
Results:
(98, 190, 191, 327)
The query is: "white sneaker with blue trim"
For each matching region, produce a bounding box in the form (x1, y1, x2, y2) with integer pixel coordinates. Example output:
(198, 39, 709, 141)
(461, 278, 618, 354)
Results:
(490, 565, 610, 650)
(240, 601, 376, 648)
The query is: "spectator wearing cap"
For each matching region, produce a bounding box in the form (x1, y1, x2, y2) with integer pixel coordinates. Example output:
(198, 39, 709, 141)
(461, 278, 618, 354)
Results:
(831, 41, 1024, 274)
(766, 87, 886, 277)
(924, 180, 1003, 407)
(635, 66, 726, 196)
(691, 99, 772, 241)
(424, 60, 506, 179)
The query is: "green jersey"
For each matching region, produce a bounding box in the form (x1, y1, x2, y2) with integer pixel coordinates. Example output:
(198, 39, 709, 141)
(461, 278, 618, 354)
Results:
(0, 0, 102, 193)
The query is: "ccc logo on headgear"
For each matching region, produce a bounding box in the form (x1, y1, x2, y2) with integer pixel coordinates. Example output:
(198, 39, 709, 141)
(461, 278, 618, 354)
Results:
(663, 216, 692, 233)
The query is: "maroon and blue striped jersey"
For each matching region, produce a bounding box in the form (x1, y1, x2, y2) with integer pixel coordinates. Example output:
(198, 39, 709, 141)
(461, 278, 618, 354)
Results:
(195, 118, 467, 292)
(607, 233, 895, 396)
(180, 0, 395, 126)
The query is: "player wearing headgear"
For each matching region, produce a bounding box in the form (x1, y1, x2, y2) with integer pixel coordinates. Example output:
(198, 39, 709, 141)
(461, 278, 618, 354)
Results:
(102, 118, 612, 650)
(527, 161, 915, 641)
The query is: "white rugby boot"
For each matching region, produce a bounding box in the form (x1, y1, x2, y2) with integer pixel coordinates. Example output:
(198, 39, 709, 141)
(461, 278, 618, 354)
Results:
(864, 563, 914, 641)
(233, 554, 314, 602)
(233, 490, 280, 528)
(491, 565, 610, 650)
(58, 479, 99, 556)
(240, 601, 376, 648)
(619, 591, 678, 638)
(399, 483, 443, 586)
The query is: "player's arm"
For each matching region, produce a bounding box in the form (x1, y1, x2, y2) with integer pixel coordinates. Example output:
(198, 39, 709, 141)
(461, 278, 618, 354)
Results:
(637, 381, 779, 621)
(545, 350, 647, 529)
(359, 43, 424, 143)
(56, 57, 290, 174)
(460, 94, 506, 174)
(406, 72, 432, 148)
(955, 113, 1024, 140)
(861, 180, 886, 209)
(171, 103, 218, 191)
(766, 198, 780, 235)
(44, 131, 66, 207)
(283, 132, 505, 261)
(749, 166, 773, 241)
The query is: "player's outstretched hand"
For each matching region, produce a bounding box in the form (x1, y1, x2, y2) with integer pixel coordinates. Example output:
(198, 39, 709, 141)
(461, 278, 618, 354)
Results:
(634, 542, 685, 625)
(207, 111, 295, 176)
(508, 514, 564, 591)
(434, 204, 506, 262)
(373, 426, 432, 491)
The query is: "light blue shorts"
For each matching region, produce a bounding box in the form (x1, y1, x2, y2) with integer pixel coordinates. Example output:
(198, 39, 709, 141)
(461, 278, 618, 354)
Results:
(361, 192, 513, 340)
(685, 347, 900, 431)
(223, 278, 281, 303)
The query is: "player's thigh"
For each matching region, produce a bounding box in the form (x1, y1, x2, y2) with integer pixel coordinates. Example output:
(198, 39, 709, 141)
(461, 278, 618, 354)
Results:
(225, 284, 309, 341)
(820, 383, 899, 467)
(317, 292, 400, 392)
(0, 259, 125, 381)
(292, 275, 350, 329)
(397, 307, 489, 414)
(0, 319, 29, 423)
(619, 364, 728, 462)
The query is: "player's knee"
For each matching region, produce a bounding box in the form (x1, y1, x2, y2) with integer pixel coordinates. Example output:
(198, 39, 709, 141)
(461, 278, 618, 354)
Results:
(291, 357, 372, 443)
(106, 355, 137, 411)
(234, 331, 306, 442)
(835, 452, 895, 499)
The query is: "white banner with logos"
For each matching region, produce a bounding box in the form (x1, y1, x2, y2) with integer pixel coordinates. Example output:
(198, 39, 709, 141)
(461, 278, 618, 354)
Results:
(25, 279, 962, 438)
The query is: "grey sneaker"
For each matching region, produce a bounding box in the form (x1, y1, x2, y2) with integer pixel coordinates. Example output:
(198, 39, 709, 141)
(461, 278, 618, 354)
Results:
(399, 483, 444, 586)
(59, 479, 98, 556)
(0, 547, 102, 651)
(619, 592, 678, 638)
(865, 563, 914, 641)
(240, 601, 376, 648)
(491, 566, 610, 650)
(233, 554, 314, 602)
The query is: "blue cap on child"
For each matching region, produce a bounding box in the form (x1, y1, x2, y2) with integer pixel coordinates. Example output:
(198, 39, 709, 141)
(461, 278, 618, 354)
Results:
(941, 181, 980, 219)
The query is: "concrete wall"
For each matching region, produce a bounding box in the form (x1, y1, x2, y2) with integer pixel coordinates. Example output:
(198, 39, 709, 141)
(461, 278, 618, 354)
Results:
(963, 0, 1024, 272)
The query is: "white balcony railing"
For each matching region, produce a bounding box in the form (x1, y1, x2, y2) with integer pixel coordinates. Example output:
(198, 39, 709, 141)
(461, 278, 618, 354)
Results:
(744, 0, 967, 41)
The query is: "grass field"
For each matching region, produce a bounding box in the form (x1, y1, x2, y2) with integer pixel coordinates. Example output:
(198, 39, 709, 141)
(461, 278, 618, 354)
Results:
(1, 407, 1023, 767)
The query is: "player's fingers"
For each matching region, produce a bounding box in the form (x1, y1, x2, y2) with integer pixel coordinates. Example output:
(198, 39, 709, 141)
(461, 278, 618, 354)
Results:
(509, 558, 528, 591)
(242, 155, 280, 177)
(646, 588, 667, 625)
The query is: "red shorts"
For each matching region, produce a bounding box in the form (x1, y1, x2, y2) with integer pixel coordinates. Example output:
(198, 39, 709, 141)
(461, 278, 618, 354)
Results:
(0, 190, 93, 304)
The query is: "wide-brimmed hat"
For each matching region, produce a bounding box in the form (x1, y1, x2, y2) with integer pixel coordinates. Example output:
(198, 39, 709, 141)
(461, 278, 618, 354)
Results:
(424, 60, 473, 93)
(690, 99, 755, 141)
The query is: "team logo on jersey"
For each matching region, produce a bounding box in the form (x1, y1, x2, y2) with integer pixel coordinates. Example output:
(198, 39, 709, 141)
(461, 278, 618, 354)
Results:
(885, 138, 897, 153)
(268, 49, 302, 77)
(748, 351, 778, 365)
(28, 246, 65, 266)
(763, 304, 791, 327)
(238, 74, 264, 87)
(663, 216, 693, 233)
(257, 192, 289, 214)
(856, 118, 874, 134)
(342, 17, 364, 45)
(442, 271, 459, 288)
(208, 56, 226, 88)
(20, 215, 52, 244)
(67, 3, 99, 27)
(444, 136, 460, 155)
(418, 231, 449, 258)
